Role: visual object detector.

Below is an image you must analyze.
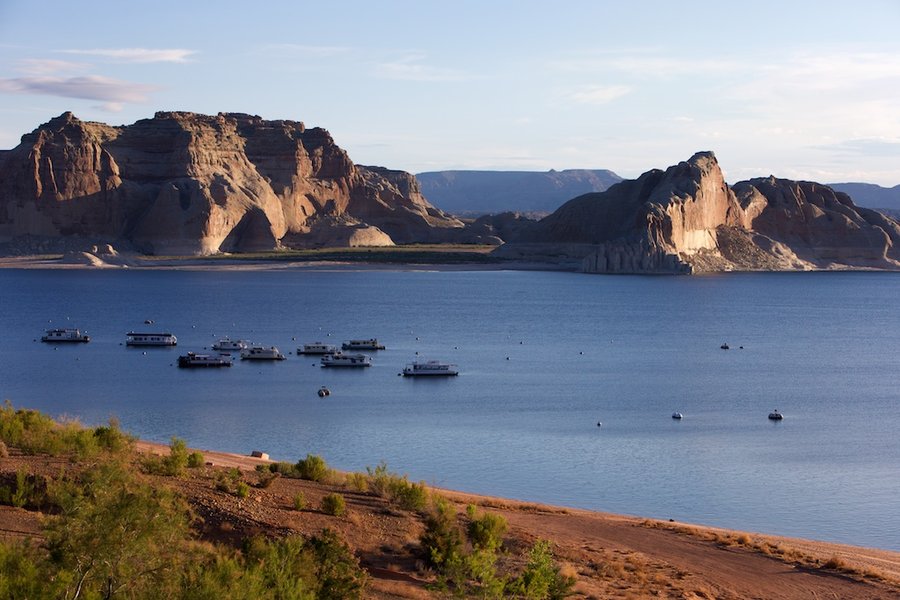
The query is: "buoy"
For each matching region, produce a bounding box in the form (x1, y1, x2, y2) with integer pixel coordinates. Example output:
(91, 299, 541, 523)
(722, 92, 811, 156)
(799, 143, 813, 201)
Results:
(596, 422, 602, 427)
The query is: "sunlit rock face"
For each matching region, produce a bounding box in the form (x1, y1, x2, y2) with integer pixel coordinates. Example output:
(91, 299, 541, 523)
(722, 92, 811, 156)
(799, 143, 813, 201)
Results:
(0, 112, 462, 254)
(496, 152, 900, 273)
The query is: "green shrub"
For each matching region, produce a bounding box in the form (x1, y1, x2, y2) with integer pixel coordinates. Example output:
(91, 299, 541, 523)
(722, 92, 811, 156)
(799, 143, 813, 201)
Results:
(256, 469, 278, 488)
(235, 482, 251, 499)
(466, 505, 508, 552)
(187, 451, 205, 468)
(293, 492, 307, 511)
(345, 472, 369, 493)
(215, 468, 244, 494)
(507, 540, 575, 599)
(308, 529, 367, 599)
(297, 454, 329, 482)
(0, 469, 46, 509)
(270, 461, 301, 478)
(420, 497, 464, 569)
(321, 493, 346, 517)
(364, 462, 429, 511)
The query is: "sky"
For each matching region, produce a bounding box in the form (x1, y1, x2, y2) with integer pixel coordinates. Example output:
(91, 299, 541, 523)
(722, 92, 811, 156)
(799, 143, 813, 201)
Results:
(1, 1, 899, 185)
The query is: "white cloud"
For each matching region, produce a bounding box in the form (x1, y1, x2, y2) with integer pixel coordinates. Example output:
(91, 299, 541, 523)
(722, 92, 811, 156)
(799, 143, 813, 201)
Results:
(17, 59, 88, 75)
(568, 84, 631, 105)
(373, 54, 466, 82)
(0, 75, 158, 103)
(61, 48, 195, 63)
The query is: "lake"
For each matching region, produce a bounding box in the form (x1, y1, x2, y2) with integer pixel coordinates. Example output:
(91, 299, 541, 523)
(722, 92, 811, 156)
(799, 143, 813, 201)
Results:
(1, 267, 898, 551)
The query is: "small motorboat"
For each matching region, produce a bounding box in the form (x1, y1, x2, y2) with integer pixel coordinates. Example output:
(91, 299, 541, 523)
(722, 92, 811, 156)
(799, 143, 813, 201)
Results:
(672, 412, 683, 420)
(317, 386, 331, 397)
(720, 343, 730, 350)
(768, 410, 784, 421)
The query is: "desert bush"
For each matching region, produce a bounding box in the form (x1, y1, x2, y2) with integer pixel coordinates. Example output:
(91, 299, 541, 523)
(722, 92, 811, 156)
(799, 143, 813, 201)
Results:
(293, 492, 308, 511)
(345, 472, 369, 492)
(187, 451, 205, 468)
(142, 437, 191, 477)
(297, 454, 329, 482)
(255, 469, 278, 488)
(321, 493, 346, 517)
(270, 461, 302, 478)
(466, 505, 508, 552)
(507, 539, 576, 599)
(308, 528, 367, 599)
(215, 468, 244, 494)
(420, 497, 464, 570)
(364, 462, 429, 511)
(0, 469, 46, 509)
(235, 482, 251, 499)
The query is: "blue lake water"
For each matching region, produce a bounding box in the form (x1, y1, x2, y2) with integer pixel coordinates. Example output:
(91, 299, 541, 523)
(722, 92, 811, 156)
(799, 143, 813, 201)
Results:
(1, 267, 898, 551)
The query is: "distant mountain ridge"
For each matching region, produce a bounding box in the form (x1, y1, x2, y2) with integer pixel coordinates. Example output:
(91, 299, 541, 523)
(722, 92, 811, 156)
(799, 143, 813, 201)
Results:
(416, 169, 622, 215)
(829, 182, 900, 211)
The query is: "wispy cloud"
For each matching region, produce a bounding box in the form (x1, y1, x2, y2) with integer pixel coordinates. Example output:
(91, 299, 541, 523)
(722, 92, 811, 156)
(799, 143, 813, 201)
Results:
(17, 58, 89, 75)
(816, 138, 900, 158)
(568, 84, 631, 104)
(0, 75, 158, 105)
(61, 48, 195, 63)
(373, 54, 467, 82)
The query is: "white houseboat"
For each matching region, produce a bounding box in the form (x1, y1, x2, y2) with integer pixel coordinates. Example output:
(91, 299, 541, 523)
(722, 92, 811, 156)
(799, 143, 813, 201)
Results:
(240, 345, 286, 361)
(298, 342, 338, 355)
(212, 337, 248, 352)
(41, 328, 90, 343)
(126, 332, 177, 346)
(402, 360, 459, 377)
(321, 352, 372, 368)
(177, 352, 232, 368)
(341, 339, 385, 351)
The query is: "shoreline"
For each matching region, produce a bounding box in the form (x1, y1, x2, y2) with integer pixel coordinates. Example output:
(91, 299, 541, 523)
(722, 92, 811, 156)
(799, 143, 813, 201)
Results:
(135, 439, 900, 559)
(131, 439, 900, 593)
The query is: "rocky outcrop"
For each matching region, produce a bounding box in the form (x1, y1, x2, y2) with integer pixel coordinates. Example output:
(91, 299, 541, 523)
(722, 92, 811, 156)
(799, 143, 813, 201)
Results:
(496, 152, 900, 273)
(0, 112, 463, 255)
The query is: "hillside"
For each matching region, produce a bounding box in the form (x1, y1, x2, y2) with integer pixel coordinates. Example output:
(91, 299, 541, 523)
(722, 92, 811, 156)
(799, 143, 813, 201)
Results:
(416, 169, 622, 215)
(2, 423, 899, 599)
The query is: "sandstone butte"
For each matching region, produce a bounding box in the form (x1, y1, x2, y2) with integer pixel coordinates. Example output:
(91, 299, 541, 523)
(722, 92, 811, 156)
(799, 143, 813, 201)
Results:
(497, 151, 900, 273)
(0, 111, 464, 255)
(1, 112, 899, 274)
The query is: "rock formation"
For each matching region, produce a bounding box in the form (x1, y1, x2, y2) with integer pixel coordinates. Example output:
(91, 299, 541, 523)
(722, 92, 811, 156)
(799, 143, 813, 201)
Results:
(496, 152, 900, 273)
(0, 112, 463, 255)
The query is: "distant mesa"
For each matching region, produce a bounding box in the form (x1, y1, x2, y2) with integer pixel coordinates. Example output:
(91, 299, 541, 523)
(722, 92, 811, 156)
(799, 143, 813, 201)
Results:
(0, 111, 463, 255)
(495, 151, 900, 273)
(416, 169, 622, 216)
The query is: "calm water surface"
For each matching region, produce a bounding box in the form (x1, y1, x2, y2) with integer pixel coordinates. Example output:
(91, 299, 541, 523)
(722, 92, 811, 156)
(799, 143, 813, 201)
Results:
(1, 268, 898, 550)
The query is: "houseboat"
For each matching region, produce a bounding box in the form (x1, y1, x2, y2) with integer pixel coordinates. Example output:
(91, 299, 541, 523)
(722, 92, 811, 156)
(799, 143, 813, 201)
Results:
(298, 342, 338, 355)
(402, 360, 459, 377)
(240, 345, 286, 361)
(177, 352, 232, 368)
(321, 352, 372, 368)
(41, 328, 90, 343)
(341, 339, 385, 351)
(212, 337, 248, 352)
(126, 332, 177, 346)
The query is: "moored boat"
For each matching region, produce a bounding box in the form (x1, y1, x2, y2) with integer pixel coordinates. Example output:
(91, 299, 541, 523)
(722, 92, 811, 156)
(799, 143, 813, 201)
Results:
(768, 410, 784, 421)
(41, 328, 90, 343)
(321, 352, 372, 368)
(240, 345, 286, 360)
(671, 412, 683, 420)
(341, 339, 385, 351)
(298, 342, 338, 355)
(212, 337, 248, 352)
(177, 352, 232, 368)
(126, 332, 177, 346)
(402, 360, 459, 377)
